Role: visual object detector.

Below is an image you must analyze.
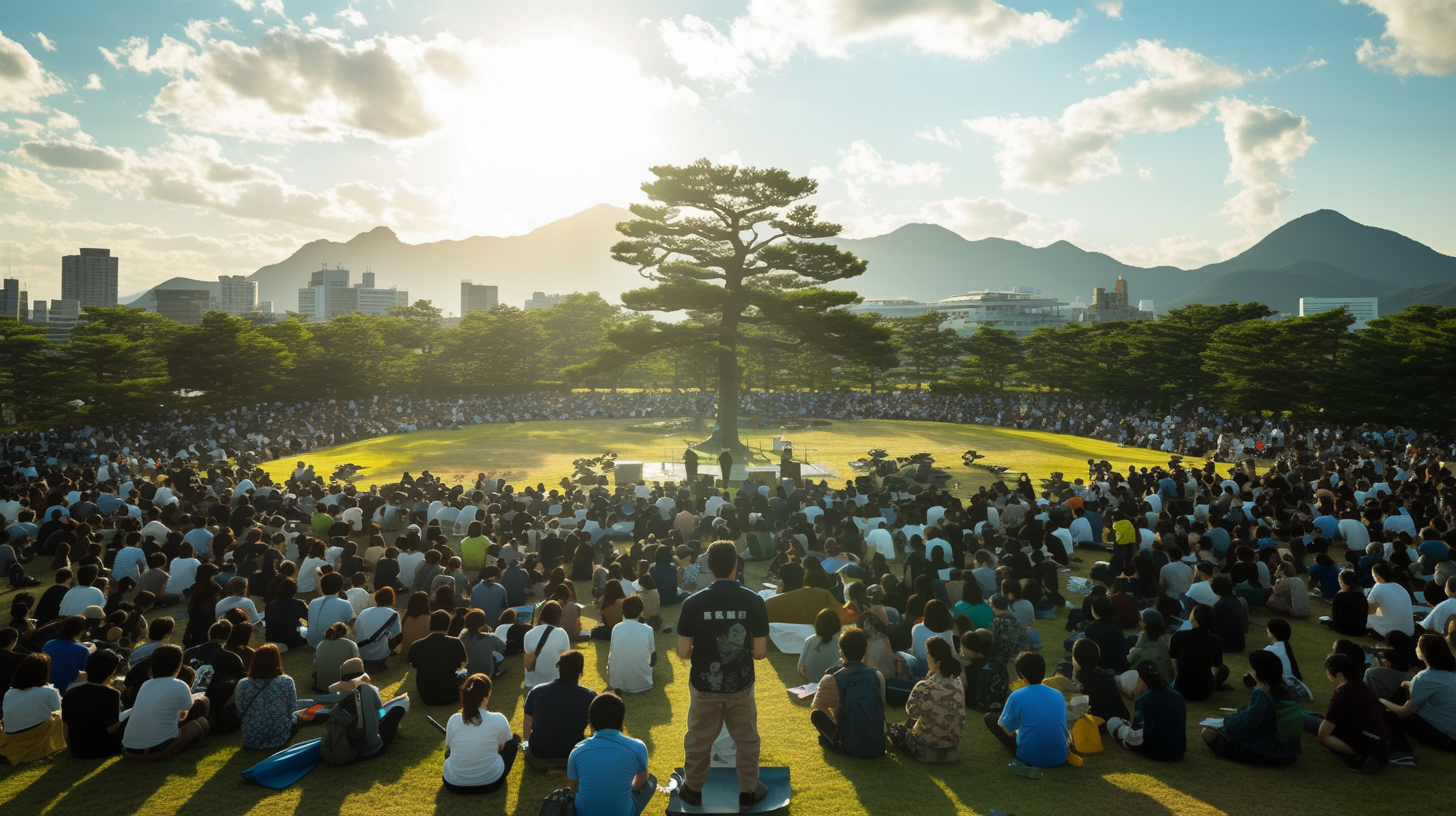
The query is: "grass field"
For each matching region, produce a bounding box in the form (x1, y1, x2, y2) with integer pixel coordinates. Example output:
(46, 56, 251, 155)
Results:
(2, 419, 1449, 816)
(253, 418, 1178, 498)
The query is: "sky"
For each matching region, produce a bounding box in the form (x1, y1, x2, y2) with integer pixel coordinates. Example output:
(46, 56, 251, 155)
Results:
(1, 0, 1453, 302)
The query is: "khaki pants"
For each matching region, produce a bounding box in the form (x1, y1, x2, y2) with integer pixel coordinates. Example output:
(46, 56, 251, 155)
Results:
(684, 686, 760, 793)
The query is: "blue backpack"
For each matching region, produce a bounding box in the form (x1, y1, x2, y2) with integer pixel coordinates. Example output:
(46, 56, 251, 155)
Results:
(831, 663, 886, 758)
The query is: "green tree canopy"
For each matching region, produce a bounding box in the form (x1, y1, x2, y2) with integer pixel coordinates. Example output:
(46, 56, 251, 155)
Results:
(607, 159, 895, 450)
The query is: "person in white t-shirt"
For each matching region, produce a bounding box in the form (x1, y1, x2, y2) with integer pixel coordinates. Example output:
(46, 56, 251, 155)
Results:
(867, 522, 895, 561)
(397, 545, 427, 588)
(607, 596, 656, 694)
(121, 644, 209, 761)
(1422, 577, 1456, 634)
(523, 602, 573, 690)
(163, 544, 201, 604)
(59, 566, 107, 618)
(214, 576, 260, 623)
(442, 673, 519, 794)
(1367, 562, 1414, 639)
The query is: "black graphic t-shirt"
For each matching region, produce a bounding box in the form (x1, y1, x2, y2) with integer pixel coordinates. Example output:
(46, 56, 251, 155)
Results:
(678, 580, 770, 694)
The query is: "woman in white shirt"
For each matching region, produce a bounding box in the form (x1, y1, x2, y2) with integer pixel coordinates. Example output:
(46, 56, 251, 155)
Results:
(296, 541, 329, 598)
(442, 673, 519, 794)
(1368, 562, 1415, 639)
(798, 607, 843, 683)
(0, 654, 66, 764)
(162, 543, 201, 604)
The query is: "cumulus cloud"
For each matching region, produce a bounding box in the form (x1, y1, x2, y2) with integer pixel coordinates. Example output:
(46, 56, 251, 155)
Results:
(1346, 0, 1456, 76)
(1095, 1, 1123, 19)
(33, 32, 56, 52)
(1098, 234, 1223, 269)
(836, 140, 945, 200)
(0, 31, 67, 112)
(0, 161, 70, 204)
(18, 140, 129, 172)
(839, 195, 1080, 245)
(84, 73, 104, 90)
(965, 40, 1248, 192)
(660, 0, 1077, 90)
(103, 23, 454, 142)
(336, 6, 367, 27)
(915, 125, 961, 148)
(1215, 98, 1315, 227)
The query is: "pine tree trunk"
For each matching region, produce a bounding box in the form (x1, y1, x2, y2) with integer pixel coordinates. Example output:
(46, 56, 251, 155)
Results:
(718, 345, 741, 450)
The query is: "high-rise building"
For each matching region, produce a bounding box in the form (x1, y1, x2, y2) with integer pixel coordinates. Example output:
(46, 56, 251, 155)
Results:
(1299, 297, 1378, 330)
(155, 290, 211, 325)
(461, 280, 498, 315)
(218, 275, 258, 316)
(524, 291, 568, 311)
(29, 299, 80, 343)
(297, 264, 407, 321)
(0, 278, 28, 320)
(61, 248, 119, 307)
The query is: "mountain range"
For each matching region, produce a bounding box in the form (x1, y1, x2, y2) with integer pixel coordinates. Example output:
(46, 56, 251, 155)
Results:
(126, 206, 1456, 320)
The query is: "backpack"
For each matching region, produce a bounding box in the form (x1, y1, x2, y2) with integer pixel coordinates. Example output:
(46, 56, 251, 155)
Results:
(320, 688, 367, 765)
(1273, 697, 1304, 745)
(538, 788, 577, 816)
(830, 663, 886, 758)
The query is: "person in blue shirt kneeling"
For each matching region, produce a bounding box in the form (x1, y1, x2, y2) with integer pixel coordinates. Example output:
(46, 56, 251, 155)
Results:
(566, 693, 655, 816)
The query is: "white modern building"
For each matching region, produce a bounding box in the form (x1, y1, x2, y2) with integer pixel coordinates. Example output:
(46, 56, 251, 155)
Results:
(218, 275, 258, 316)
(61, 248, 119, 307)
(1299, 297, 1378, 330)
(524, 291, 568, 311)
(28, 299, 80, 343)
(850, 288, 1073, 337)
(298, 265, 408, 321)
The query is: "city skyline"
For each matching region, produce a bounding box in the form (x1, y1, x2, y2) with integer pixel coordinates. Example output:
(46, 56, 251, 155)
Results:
(0, 1, 1452, 302)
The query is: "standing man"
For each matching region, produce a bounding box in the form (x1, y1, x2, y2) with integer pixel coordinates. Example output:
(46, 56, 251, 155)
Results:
(683, 445, 700, 485)
(717, 449, 734, 489)
(676, 541, 769, 809)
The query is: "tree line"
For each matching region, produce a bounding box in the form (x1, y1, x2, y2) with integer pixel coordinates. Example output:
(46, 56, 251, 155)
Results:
(1, 295, 1453, 432)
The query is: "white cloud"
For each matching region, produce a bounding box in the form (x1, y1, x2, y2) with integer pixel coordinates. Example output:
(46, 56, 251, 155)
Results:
(1215, 98, 1315, 226)
(1285, 57, 1327, 73)
(1095, 1, 1123, 20)
(84, 73, 104, 90)
(915, 125, 961, 148)
(718, 150, 745, 165)
(0, 31, 67, 112)
(965, 40, 1248, 191)
(33, 32, 56, 52)
(660, 0, 1078, 91)
(336, 6, 367, 27)
(835, 140, 945, 203)
(839, 195, 1080, 245)
(1135, 164, 1152, 180)
(1099, 234, 1223, 268)
(1346, 0, 1456, 76)
(262, 0, 286, 17)
(231, 0, 255, 10)
(17, 139, 129, 172)
(0, 161, 70, 204)
(302, 12, 318, 26)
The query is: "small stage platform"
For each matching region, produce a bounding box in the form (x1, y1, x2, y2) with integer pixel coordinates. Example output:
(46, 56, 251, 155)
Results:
(640, 462, 837, 483)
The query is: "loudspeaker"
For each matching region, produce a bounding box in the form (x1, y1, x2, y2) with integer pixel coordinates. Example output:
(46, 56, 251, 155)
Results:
(614, 461, 643, 486)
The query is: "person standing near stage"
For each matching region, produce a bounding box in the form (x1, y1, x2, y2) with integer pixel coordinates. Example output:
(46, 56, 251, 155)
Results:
(717, 450, 734, 487)
(684, 446, 700, 484)
(676, 541, 769, 809)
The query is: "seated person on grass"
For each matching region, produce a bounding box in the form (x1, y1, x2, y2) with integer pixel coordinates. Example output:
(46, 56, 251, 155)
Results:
(1072, 638, 1129, 725)
(810, 627, 886, 758)
(959, 629, 1009, 713)
(1202, 649, 1302, 766)
(1379, 632, 1456, 767)
(888, 635, 965, 762)
(327, 657, 407, 763)
(1106, 660, 1186, 762)
(1303, 653, 1387, 774)
(0, 653, 66, 764)
(62, 648, 125, 759)
(1320, 569, 1368, 637)
(407, 610, 469, 706)
(985, 651, 1074, 768)
(121, 644, 209, 762)
(523, 649, 596, 771)
(607, 596, 656, 695)
(442, 673, 518, 795)
(567, 693, 656, 816)
(1167, 603, 1229, 702)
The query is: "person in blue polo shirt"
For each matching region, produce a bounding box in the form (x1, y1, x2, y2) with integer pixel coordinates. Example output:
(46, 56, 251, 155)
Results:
(986, 651, 1072, 768)
(567, 693, 655, 816)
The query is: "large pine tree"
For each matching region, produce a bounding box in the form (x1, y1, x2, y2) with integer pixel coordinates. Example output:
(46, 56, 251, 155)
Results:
(609, 160, 893, 452)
